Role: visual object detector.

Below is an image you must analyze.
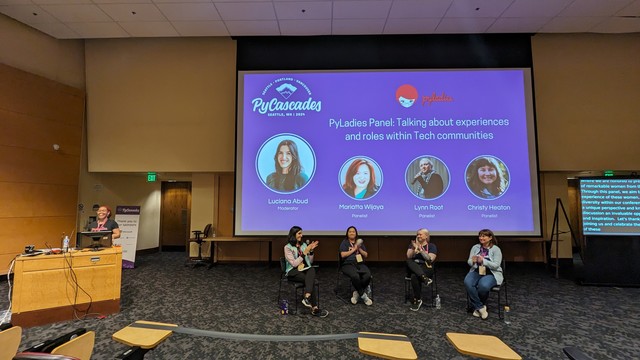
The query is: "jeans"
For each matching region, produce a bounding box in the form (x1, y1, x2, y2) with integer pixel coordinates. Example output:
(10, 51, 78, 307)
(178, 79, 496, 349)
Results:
(464, 270, 497, 310)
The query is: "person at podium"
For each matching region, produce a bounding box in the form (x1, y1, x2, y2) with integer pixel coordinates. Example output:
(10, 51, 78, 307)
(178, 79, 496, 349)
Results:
(283, 226, 328, 317)
(87, 205, 121, 240)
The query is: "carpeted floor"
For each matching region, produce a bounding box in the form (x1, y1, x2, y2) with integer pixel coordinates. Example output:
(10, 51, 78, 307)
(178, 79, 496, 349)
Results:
(1, 251, 639, 359)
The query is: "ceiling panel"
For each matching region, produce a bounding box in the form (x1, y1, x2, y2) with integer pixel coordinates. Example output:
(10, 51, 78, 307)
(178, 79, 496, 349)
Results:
(0, 0, 638, 39)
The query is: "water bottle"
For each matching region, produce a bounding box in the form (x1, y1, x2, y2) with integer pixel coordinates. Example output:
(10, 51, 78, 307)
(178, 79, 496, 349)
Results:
(435, 294, 441, 309)
(62, 235, 70, 253)
(280, 299, 289, 315)
(504, 306, 511, 324)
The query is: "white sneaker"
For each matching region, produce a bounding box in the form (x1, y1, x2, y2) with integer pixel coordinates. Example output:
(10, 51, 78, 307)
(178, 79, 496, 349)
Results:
(361, 293, 373, 306)
(478, 306, 488, 320)
(351, 291, 359, 305)
(473, 310, 480, 318)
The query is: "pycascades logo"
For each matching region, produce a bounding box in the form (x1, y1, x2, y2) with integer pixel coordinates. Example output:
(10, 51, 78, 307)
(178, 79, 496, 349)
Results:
(252, 77, 322, 117)
(395, 84, 453, 108)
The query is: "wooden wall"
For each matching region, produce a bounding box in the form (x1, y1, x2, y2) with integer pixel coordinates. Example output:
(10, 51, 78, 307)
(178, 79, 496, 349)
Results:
(0, 63, 84, 273)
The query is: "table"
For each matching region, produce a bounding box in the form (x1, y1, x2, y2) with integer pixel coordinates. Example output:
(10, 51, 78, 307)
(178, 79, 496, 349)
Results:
(358, 332, 417, 360)
(446, 332, 522, 360)
(11, 247, 122, 327)
(113, 321, 177, 349)
(188, 236, 277, 267)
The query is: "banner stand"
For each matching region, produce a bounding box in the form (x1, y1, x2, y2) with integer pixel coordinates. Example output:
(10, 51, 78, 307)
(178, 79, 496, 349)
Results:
(115, 206, 140, 269)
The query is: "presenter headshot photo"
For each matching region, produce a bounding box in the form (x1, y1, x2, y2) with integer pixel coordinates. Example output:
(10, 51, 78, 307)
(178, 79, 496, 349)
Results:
(256, 134, 315, 194)
(406, 156, 448, 200)
(466, 156, 509, 200)
(340, 157, 382, 200)
(88, 205, 121, 240)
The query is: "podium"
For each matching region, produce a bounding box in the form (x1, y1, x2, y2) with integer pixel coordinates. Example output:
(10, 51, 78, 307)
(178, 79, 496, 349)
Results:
(11, 247, 122, 327)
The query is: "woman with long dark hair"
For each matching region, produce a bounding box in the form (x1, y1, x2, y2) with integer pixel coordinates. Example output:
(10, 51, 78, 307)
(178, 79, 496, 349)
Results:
(266, 140, 308, 192)
(283, 226, 328, 317)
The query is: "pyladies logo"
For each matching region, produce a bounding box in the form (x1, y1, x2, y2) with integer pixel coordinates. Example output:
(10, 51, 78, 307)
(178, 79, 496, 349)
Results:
(251, 77, 322, 117)
(395, 84, 453, 108)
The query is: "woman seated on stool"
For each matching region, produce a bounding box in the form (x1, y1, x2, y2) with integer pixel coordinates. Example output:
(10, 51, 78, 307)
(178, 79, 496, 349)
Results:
(406, 228, 437, 311)
(464, 228, 503, 320)
(339, 226, 373, 306)
(283, 226, 329, 317)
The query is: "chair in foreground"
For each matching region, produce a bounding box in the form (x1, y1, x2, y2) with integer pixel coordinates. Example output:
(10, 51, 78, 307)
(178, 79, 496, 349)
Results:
(446, 332, 521, 360)
(277, 257, 319, 315)
(113, 321, 177, 359)
(563, 346, 596, 360)
(22, 329, 88, 354)
(50, 331, 95, 360)
(0, 323, 22, 360)
(14, 328, 94, 360)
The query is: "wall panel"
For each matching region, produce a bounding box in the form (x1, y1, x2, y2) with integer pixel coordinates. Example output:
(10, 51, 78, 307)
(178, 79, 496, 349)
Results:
(0, 109, 82, 156)
(532, 34, 640, 171)
(0, 146, 80, 184)
(0, 63, 83, 274)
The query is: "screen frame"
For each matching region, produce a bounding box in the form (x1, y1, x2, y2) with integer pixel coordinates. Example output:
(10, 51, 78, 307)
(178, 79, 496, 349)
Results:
(234, 67, 542, 237)
(578, 176, 640, 236)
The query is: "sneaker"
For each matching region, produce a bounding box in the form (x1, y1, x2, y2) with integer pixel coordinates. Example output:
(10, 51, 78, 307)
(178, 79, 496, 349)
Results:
(301, 297, 312, 308)
(361, 293, 373, 306)
(478, 305, 488, 320)
(473, 310, 480, 318)
(421, 275, 433, 286)
(410, 299, 422, 311)
(351, 291, 359, 305)
(312, 308, 329, 318)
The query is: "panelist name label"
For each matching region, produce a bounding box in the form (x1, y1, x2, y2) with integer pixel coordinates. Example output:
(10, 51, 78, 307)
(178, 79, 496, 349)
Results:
(468, 204, 511, 211)
(268, 198, 309, 205)
(339, 204, 384, 211)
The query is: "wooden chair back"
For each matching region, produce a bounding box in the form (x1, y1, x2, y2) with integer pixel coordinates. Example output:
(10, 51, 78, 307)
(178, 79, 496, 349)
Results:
(50, 331, 95, 360)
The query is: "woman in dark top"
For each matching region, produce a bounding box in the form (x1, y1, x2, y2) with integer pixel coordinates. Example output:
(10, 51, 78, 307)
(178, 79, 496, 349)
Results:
(87, 205, 120, 240)
(406, 228, 437, 311)
(339, 226, 372, 306)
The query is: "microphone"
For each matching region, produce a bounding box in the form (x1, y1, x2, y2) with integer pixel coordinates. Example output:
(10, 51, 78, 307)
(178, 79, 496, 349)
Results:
(356, 238, 363, 246)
